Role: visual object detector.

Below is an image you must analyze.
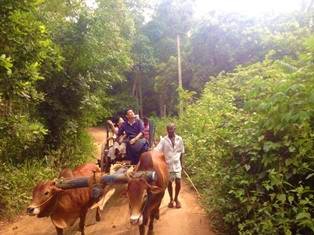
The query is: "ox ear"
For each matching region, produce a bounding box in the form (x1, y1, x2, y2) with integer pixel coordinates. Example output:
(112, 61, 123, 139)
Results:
(51, 181, 63, 193)
(139, 178, 163, 194)
(149, 185, 163, 194)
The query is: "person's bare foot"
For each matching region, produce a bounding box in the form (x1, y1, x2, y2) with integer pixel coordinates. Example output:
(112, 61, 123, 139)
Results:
(168, 201, 174, 208)
(175, 200, 181, 208)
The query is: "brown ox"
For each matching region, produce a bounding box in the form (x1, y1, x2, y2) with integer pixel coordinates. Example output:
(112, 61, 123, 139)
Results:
(27, 163, 101, 235)
(127, 151, 169, 235)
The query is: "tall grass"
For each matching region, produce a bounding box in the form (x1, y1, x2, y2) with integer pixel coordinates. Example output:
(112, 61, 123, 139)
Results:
(0, 160, 55, 219)
(0, 129, 95, 219)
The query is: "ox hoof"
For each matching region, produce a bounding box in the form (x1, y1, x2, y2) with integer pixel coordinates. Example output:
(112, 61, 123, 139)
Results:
(148, 225, 154, 234)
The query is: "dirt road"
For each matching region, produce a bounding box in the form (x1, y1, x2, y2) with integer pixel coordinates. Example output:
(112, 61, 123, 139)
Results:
(0, 128, 215, 235)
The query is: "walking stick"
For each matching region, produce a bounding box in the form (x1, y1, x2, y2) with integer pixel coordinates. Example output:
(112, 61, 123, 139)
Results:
(183, 169, 201, 198)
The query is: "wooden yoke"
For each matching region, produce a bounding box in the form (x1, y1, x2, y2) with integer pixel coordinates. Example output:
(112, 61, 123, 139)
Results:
(54, 169, 157, 190)
(88, 171, 104, 201)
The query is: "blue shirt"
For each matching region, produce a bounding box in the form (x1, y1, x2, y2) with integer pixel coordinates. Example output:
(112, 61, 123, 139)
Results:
(117, 119, 144, 139)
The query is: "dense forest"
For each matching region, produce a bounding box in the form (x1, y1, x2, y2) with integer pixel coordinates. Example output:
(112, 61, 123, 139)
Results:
(0, 0, 313, 234)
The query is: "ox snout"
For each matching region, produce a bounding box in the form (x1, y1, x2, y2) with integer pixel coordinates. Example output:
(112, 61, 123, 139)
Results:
(26, 206, 40, 216)
(130, 214, 143, 225)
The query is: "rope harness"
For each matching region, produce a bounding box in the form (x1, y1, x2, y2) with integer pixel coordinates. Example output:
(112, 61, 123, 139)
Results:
(29, 191, 60, 216)
(30, 194, 55, 209)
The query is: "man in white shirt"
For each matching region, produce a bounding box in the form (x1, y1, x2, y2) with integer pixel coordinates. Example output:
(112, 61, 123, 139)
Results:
(155, 123, 185, 208)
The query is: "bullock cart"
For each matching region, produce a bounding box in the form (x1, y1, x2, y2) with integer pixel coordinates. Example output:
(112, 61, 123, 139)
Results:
(98, 126, 129, 173)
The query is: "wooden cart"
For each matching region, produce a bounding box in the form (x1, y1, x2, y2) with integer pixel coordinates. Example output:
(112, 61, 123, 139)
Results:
(98, 126, 128, 173)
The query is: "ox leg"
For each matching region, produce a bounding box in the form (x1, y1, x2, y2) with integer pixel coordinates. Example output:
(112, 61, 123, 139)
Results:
(142, 200, 149, 226)
(154, 193, 163, 221)
(55, 227, 63, 235)
(149, 212, 155, 231)
(96, 207, 101, 221)
(149, 206, 160, 231)
(79, 209, 87, 235)
(143, 212, 149, 226)
(154, 208, 160, 220)
(139, 224, 145, 235)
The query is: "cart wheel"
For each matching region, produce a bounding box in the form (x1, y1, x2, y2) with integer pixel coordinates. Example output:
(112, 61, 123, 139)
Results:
(100, 126, 114, 173)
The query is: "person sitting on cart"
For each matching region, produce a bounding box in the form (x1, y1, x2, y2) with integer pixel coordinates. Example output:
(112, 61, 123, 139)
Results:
(107, 117, 125, 136)
(106, 117, 126, 161)
(117, 109, 148, 165)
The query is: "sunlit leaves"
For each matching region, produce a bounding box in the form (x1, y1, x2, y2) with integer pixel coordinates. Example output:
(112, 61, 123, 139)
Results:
(167, 34, 314, 234)
(0, 54, 13, 76)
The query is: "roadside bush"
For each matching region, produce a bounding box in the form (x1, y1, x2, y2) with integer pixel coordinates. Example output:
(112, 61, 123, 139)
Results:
(0, 115, 47, 163)
(0, 129, 94, 219)
(157, 40, 314, 234)
(46, 129, 95, 169)
(0, 160, 55, 219)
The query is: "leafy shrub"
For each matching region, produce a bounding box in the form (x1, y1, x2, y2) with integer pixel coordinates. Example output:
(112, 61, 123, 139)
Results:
(0, 115, 47, 163)
(0, 160, 55, 219)
(0, 129, 94, 219)
(157, 39, 314, 234)
(45, 129, 95, 169)
(0, 0, 132, 220)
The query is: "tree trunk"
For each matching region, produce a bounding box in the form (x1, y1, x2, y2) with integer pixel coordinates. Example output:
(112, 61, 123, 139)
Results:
(159, 94, 165, 117)
(132, 73, 138, 97)
(177, 34, 183, 115)
(132, 72, 140, 113)
(139, 72, 143, 117)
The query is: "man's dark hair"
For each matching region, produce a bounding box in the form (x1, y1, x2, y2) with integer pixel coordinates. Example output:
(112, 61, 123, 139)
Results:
(125, 108, 133, 116)
(112, 116, 119, 124)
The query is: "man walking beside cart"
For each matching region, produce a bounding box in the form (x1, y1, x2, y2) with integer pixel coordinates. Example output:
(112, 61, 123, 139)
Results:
(155, 123, 185, 208)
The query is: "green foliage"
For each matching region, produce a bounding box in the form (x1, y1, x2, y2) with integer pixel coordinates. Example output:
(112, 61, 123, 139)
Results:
(0, 160, 55, 219)
(154, 56, 179, 115)
(0, 129, 93, 219)
(45, 129, 95, 169)
(158, 37, 314, 234)
(144, 10, 314, 115)
(1, 0, 135, 156)
(177, 87, 196, 111)
(0, 0, 135, 218)
(153, 0, 194, 37)
(0, 0, 60, 108)
(128, 0, 194, 116)
(0, 0, 59, 162)
(0, 114, 47, 162)
(1, 0, 314, 229)
(38, 0, 134, 147)
(186, 12, 314, 92)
